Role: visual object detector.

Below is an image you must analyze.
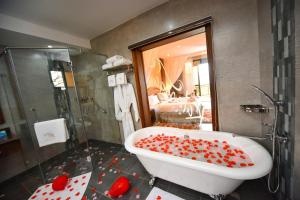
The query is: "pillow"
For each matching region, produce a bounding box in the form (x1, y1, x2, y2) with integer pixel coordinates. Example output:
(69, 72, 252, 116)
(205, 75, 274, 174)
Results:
(148, 95, 160, 107)
(157, 92, 169, 102)
(147, 87, 161, 96)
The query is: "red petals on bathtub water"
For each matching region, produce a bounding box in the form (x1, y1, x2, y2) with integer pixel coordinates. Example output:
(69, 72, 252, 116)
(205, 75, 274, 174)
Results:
(134, 134, 254, 168)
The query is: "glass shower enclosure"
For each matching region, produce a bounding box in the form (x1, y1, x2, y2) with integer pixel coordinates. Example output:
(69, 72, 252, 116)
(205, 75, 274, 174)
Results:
(0, 47, 92, 187)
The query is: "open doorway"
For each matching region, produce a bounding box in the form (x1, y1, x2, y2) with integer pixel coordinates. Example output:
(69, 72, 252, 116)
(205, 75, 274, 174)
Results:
(129, 17, 218, 131)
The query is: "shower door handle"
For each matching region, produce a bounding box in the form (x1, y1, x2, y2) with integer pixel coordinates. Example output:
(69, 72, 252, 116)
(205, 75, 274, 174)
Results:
(30, 108, 39, 122)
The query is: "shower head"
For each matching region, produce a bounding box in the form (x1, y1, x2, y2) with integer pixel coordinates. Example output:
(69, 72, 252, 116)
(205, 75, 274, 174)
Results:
(251, 85, 275, 106)
(0, 50, 5, 58)
(0, 47, 8, 58)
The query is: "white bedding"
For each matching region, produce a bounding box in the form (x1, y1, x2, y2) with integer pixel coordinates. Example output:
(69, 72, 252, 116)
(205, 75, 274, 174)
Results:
(150, 97, 205, 114)
(153, 100, 198, 113)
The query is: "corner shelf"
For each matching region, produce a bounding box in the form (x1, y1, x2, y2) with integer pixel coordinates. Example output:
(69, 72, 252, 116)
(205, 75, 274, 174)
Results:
(102, 64, 133, 75)
(240, 104, 269, 113)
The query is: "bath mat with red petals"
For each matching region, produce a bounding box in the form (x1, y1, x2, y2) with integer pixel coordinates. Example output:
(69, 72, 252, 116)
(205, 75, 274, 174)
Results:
(28, 172, 91, 200)
(146, 187, 184, 200)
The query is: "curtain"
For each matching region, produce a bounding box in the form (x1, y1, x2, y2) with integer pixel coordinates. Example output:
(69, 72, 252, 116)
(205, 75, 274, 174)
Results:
(143, 50, 191, 93)
(162, 55, 188, 91)
(143, 50, 162, 90)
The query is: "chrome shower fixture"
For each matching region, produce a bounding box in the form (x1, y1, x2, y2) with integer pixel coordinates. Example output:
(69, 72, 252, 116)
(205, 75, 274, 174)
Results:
(251, 85, 287, 193)
(251, 85, 285, 106)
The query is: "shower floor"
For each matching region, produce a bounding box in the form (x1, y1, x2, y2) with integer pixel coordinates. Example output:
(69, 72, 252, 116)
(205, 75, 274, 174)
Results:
(0, 140, 274, 200)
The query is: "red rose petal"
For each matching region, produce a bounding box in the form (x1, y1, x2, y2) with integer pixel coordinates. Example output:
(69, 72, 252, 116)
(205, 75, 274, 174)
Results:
(135, 133, 253, 169)
(240, 163, 247, 167)
(133, 187, 139, 193)
(82, 196, 87, 200)
(91, 187, 96, 193)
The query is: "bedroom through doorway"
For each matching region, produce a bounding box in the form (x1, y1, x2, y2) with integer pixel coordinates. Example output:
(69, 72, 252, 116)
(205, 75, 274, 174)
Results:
(129, 18, 218, 131)
(142, 33, 213, 130)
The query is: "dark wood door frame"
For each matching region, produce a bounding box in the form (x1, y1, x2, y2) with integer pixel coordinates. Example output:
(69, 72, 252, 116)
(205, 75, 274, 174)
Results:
(129, 16, 219, 131)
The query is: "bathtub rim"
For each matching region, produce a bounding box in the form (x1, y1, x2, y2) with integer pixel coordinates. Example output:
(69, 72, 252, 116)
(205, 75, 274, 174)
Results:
(125, 126, 273, 180)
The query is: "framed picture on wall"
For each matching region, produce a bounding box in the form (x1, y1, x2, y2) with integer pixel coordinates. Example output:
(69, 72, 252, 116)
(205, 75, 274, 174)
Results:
(0, 106, 5, 124)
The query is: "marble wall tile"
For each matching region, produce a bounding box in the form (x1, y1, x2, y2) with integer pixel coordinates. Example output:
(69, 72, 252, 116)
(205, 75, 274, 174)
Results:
(90, 0, 274, 138)
(271, 0, 296, 199)
(71, 53, 122, 144)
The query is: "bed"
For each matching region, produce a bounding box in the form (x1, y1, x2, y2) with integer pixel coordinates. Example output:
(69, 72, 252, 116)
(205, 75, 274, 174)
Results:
(148, 91, 207, 129)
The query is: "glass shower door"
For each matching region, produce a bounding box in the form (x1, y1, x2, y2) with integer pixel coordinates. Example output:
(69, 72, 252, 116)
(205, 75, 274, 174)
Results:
(8, 48, 92, 183)
(0, 51, 38, 183)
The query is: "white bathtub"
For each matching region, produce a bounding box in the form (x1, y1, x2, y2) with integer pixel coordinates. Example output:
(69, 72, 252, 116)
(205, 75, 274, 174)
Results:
(125, 127, 272, 199)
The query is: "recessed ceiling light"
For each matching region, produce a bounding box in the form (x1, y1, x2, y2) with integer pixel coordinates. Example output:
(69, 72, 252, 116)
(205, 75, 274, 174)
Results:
(167, 53, 170, 57)
(176, 45, 181, 48)
(48, 45, 53, 48)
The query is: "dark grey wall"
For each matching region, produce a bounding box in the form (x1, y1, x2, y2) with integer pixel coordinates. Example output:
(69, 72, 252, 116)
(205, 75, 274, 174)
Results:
(271, 0, 296, 199)
(293, 0, 299, 199)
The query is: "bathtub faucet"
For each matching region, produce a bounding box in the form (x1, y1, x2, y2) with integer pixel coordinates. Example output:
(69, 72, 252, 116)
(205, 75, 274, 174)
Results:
(184, 134, 190, 140)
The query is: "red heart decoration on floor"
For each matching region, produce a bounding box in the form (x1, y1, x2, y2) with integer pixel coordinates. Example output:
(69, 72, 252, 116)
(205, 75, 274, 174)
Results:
(52, 175, 69, 191)
(108, 176, 131, 198)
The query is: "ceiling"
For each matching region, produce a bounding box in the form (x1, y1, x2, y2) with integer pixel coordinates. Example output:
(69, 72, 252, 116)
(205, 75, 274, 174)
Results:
(0, 0, 168, 39)
(144, 32, 207, 59)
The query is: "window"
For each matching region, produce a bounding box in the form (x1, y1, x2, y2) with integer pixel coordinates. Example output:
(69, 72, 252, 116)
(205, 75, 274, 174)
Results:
(50, 71, 66, 90)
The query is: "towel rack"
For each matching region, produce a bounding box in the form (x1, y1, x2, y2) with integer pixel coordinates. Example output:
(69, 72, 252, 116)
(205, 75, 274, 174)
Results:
(103, 64, 133, 76)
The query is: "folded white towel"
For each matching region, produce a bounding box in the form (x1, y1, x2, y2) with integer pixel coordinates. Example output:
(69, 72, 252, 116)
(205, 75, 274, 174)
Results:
(106, 55, 124, 64)
(116, 73, 127, 85)
(146, 187, 184, 200)
(34, 118, 69, 147)
(113, 58, 132, 67)
(108, 75, 116, 87)
(102, 63, 113, 70)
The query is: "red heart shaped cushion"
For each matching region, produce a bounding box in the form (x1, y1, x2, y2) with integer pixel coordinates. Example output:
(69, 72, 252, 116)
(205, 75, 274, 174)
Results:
(52, 175, 69, 191)
(108, 176, 130, 197)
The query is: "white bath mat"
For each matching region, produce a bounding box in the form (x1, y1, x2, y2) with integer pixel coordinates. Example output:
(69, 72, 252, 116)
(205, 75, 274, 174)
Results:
(28, 172, 91, 200)
(146, 187, 184, 200)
